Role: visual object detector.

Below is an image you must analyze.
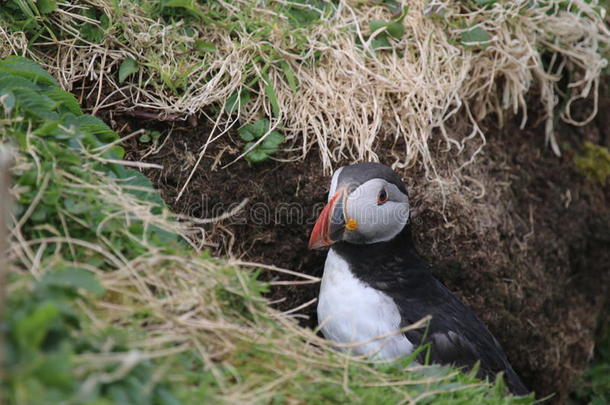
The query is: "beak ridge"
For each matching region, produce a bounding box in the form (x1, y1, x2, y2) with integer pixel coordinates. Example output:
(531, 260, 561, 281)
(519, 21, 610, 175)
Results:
(308, 189, 344, 249)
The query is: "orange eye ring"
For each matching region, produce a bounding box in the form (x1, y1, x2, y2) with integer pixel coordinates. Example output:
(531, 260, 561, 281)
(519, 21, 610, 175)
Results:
(377, 189, 388, 205)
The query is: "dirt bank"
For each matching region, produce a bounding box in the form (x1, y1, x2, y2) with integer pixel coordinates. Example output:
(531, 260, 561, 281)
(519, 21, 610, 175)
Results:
(106, 87, 610, 402)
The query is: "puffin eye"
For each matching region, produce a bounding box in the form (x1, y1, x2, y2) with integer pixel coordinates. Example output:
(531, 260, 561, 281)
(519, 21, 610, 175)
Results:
(377, 189, 388, 205)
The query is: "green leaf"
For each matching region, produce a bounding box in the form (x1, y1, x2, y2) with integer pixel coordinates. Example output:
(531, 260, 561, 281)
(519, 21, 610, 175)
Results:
(150, 131, 161, 141)
(239, 118, 269, 141)
(371, 37, 392, 50)
(261, 131, 284, 149)
(195, 40, 216, 53)
(381, 0, 403, 15)
(0, 72, 40, 91)
(33, 120, 60, 137)
(369, 20, 404, 40)
(78, 8, 107, 43)
(14, 301, 59, 350)
(80, 23, 105, 43)
(260, 144, 278, 155)
(136, 130, 161, 144)
(161, 0, 204, 18)
(10, 0, 36, 18)
(261, 72, 280, 118)
(46, 87, 82, 115)
(0, 90, 16, 112)
(281, 61, 298, 93)
(239, 123, 257, 141)
(37, 0, 57, 14)
(385, 22, 405, 39)
(461, 27, 491, 48)
(245, 145, 270, 163)
(123, 171, 163, 204)
(243, 141, 255, 151)
(42, 266, 105, 296)
(100, 14, 111, 29)
(225, 89, 251, 113)
(0, 56, 58, 87)
(241, 124, 284, 163)
(155, 387, 182, 405)
(63, 198, 90, 214)
(118, 58, 139, 83)
(36, 345, 75, 388)
(250, 118, 269, 137)
(12, 88, 59, 120)
(475, 0, 496, 5)
(147, 224, 178, 245)
(70, 115, 117, 143)
(285, 1, 325, 26)
(30, 206, 48, 222)
(369, 20, 387, 35)
(239, 129, 254, 141)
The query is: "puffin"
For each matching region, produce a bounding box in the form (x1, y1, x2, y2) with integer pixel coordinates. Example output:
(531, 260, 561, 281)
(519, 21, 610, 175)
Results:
(309, 162, 528, 396)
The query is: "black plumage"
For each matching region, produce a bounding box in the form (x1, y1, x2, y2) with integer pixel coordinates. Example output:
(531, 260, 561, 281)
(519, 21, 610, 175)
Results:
(337, 162, 408, 194)
(332, 227, 529, 396)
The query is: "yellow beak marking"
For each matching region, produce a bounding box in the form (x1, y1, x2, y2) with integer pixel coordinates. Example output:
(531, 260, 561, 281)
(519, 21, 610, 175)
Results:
(345, 218, 358, 231)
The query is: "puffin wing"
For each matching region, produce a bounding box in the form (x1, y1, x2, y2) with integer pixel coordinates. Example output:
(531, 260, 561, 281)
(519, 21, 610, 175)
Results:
(370, 271, 529, 395)
(420, 330, 486, 370)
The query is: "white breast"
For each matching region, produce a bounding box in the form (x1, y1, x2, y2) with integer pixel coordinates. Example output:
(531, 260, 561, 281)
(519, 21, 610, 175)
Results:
(317, 249, 414, 360)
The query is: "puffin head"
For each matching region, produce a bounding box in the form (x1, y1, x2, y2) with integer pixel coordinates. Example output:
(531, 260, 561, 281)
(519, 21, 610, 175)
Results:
(309, 162, 410, 249)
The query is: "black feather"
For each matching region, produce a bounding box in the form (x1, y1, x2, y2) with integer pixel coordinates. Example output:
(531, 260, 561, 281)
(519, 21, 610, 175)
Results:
(336, 162, 408, 194)
(332, 227, 529, 396)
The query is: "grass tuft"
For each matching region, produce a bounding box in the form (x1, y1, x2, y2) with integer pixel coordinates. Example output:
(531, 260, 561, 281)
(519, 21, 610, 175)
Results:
(0, 0, 607, 188)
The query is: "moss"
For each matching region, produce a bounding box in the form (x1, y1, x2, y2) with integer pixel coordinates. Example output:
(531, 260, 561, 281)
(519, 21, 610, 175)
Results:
(574, 142, 610, 184)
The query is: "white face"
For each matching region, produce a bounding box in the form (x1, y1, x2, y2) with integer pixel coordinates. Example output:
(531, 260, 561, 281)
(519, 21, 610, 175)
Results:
(342, 178, 410, 244)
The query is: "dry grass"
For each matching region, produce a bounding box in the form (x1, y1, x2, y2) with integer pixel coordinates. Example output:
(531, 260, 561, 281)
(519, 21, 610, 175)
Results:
(1, 0, 607, 190)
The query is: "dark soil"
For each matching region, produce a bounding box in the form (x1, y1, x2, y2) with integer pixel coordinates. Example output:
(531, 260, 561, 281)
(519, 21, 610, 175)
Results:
(94, 85, 609, 403)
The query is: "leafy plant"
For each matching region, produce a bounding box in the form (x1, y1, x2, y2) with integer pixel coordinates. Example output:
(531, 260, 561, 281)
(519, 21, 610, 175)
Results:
(238, 118, 285, 163)
(0, 55, 184, 405)
(0, 56, 172, 228)
(368, 19, 405, 50)
(0, 0, 58, 41)
(79, 7, 111, 44)
(138, 129, 162, 144)
(356, 4, 409, 52)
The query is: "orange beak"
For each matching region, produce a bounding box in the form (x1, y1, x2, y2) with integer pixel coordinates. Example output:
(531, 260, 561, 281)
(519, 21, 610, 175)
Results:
(308, 189, 345, 249)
